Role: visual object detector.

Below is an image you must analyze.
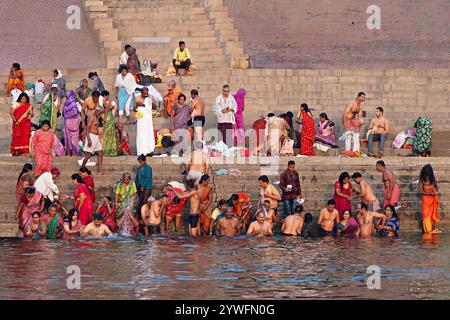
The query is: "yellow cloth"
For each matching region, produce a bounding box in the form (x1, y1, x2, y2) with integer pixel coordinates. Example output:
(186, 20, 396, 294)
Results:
(173, 48, 191, 62)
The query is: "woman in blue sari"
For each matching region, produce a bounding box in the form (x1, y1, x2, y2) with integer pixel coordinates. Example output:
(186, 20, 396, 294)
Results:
(114, 65, 137, 124)
(378, 205, 400, 237)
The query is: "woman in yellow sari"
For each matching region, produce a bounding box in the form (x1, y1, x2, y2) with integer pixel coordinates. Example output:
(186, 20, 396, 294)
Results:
(7, 63, 24, 94)
(418, 164, 442, 234)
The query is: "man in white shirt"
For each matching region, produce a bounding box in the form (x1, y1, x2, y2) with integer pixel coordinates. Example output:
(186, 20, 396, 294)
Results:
(34, 167, 60, 210)
(213, 84, 237, 146)
(120, 44, 132, 66)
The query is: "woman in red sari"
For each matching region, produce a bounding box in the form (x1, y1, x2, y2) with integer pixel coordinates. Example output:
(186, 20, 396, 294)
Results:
(80, 167, 96, 203)
(64, 174, 94, 226)
(31, 120, 55, 177)
(295, 103, 315, 156)
(10, 93, 33, 156)
(333, 172, 354, 220)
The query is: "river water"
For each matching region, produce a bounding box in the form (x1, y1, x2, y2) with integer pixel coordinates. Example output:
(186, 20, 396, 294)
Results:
(0, 233, 448, 300)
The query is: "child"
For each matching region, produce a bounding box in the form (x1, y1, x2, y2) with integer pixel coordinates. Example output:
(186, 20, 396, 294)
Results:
(116, 123, 133, 156)
(96, 196, 117, 232)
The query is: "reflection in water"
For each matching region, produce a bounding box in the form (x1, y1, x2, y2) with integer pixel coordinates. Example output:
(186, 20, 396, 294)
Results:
(0, 233, 449, 300)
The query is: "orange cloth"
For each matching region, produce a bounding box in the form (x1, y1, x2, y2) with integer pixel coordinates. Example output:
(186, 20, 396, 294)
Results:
(422, 185, 440, 233)
(164, 87, 182, 116)
(7, 70, 24, 94)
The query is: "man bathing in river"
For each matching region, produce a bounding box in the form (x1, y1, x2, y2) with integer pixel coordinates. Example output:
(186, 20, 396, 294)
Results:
(171, 179, 200, 236)
(247, 212, 273, 237)
(81, 214, 112, 238)
(281, 205, 304, 236)
(186, 141, 209, 185)
(357, 203, 386, 237)
(352, 172, 380, 212)
(147, 195, 169, 235)
(376, 160, 400, 208)
(318, 199, 340, 236)
(217, 206, 240, 237)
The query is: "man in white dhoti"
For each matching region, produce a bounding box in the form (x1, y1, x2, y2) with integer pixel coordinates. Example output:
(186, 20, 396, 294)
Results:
(134, 87, 156, 156)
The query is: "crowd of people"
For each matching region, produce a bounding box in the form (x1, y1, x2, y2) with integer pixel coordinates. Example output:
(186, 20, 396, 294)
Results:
(14, 156, 442, 239)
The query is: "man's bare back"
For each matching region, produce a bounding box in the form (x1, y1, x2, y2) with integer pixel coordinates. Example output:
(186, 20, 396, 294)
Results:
(360, 180, 377, 204)
(383, 169, 396, 189)
(247, 220, 273, 237)
(191, 96, 206, 117)
(190, 149, 209, 173)
(281, 214, 304, 236)
(149, 200, 164, 225)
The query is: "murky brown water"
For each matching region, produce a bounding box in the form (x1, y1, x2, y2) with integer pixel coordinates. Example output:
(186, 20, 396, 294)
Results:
(0, 233, 449, 300)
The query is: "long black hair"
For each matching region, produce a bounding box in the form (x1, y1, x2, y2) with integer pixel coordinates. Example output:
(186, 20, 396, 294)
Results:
(79, 167, 92, 176)
(71, 174, 84, 184)
(66, 208, 79, 230)
(419, 164, 437, 187)
(338, 172, 351, 189)
(17, 163, 33, 184)
(12, 63, 21, 70)
(384, 205, 399, 220)
(16, 92, 30, 103)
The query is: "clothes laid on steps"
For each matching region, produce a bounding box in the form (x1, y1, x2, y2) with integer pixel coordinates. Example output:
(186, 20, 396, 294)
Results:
(413, 117, 432, 155)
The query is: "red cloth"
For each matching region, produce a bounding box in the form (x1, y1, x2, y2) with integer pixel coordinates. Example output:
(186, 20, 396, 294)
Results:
(300, 110, 315, 156)
(32, 129, 55, 177)
(252, 118, 266, 151)
(83, 176, 96, 203)
(165, 188, 187, 217)
(333, 181, 353, 219)
(10, 102, 32, 156)
(74, 184, 94, 226)
(99, 206, 117, 232)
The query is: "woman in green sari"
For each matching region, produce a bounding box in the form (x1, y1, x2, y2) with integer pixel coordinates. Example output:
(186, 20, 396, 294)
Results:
(101, 91, 118, 157)
(39, 84, 61, 130)
(114, 173, 138, 236)
(46, 203, 62, 239)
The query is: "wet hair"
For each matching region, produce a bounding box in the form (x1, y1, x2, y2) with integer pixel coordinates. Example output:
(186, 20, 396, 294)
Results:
(338, 172, 350, 188)
(304, 212, 313, 223)
(79, 166, 92, 176)
(105, 196, 112, 202)
(179, 41, 185, 46)
(300, 103, 311, 113)
(12, 63, 21, 70)
(229, 194, 239, 202)
(25, 187, 36, 195)
(16, 92, 30, 103)
(67, 208, 78, 229)
(17, 163, 33, 184)
(32, 211, 41, 218)
(191, 89, 199, 96)
(138, 155, 146, 162)
(92, 90, 101, 98)
(285, 111, 294, 119)
(173, 196, 181, 205)
(160, 194, 169, 200)
(41, 120, 51, 127)
(295, 205, 303, 213)
(71, 174, 84, 184)
(319, 112, 329, 120)
(217, 199, 227, 207)
(419, 164, 436, 187)
(351, 172, 362, 179)
(357, 92, 366, 97)
(288, 160, 295, 166)
(359, 203, 368, 211)
(376, 160, 386, 168)
(93, 213, 103, 221)
(88, 72, 98, 78)
(186, 179, 196, 189)
(384, 205, 399, 219)
(376, 106, 384, 114)
(199, 174, 210, 184)
(258, 175, 269, 183)
(101, 90, 109, 97)
(327, 199, 335, 206)
(177, 93, 186, 101)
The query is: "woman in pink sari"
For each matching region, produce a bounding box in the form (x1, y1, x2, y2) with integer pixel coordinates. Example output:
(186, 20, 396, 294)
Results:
(15, 163, 34, 205)
(62, 90, 81, 156)
(32, 120, 55, 177)
(62, 208, 84, 240)
(233, 88, 246, 145)
(15, 187, 44, 236)
(64, 174, 94, 226)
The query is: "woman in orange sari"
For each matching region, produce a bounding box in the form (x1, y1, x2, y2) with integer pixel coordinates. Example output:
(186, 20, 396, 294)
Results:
(295, 103, 315, 156)
(418, 164, 442, 234)
(7, 63, 24, 94)
(31, 120, 55, 177)
(15, 163, 34, 205)
(10, 93, 33, 156)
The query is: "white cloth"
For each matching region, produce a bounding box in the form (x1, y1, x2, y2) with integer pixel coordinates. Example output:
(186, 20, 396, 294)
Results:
(10, 89, 22, 103)
(84, 133, 103, 154)
(35, 81, 45, 95)
(120, 51, 129, 65)
(115, 73, 137, 95)
(136, 84, 163, 103)
(34, 172, 59, 202)
(136, 97, 155, 155)
(213, 94, 237, 124)
(344, 131, 360, 152)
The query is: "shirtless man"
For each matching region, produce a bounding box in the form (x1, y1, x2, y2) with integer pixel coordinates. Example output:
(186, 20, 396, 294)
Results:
(343, 92, 365, 152)
(82, 106, 104, 174)
(217, 206, 240, 237)
(351, 172, 380, 212)
(356, 203, 386, 237)
(376, 160, 400, 208)
(134, 87, 156, 112)
(198, 174, 213, 235)
(281, 205, 304, 236)
(188, 89, 206, 141)
(258, 175, 281, 215)
(368, 107, 389, 158)
(259, 200, 277, 227)
(247, 212, 273, 237)
(140, 196, 155, 235)
(81, 90, 101, 130)
(318, 199, 340, 236)
(147, 195, 169, 235)
(186, 140, 209, 185)
(81, 214, 112, 238)
(172, 179, 200, 236)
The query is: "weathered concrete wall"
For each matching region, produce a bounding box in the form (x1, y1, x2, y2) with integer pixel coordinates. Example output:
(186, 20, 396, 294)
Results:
(224, 0, 450, 69)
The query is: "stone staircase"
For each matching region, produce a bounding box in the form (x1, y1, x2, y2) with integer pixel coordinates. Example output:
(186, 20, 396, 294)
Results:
(0, 156, 449, 236)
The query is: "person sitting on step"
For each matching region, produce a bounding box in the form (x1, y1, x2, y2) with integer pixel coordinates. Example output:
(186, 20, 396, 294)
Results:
(172, 41, 191, 75)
